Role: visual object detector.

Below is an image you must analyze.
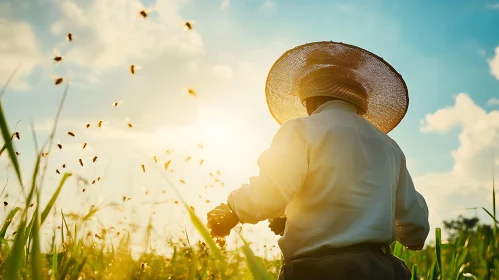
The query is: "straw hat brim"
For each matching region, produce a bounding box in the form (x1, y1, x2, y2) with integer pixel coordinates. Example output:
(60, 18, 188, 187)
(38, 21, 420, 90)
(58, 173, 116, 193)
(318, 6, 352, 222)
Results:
(265, 41, 409, 134)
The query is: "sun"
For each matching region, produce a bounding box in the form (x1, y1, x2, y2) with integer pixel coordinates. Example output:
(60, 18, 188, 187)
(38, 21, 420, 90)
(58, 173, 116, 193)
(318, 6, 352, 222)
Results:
(196, 108, 239, 152)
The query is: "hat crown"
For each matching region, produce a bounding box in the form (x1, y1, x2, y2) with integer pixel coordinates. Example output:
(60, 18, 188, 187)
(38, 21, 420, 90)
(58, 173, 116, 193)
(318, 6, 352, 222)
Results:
(265, 41, 409, 134)
(305, 49, 361, 70)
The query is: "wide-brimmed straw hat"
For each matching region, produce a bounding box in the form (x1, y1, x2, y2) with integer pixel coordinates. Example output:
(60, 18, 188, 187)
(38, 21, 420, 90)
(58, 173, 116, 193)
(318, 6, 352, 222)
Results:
(265, 41, 409, 134)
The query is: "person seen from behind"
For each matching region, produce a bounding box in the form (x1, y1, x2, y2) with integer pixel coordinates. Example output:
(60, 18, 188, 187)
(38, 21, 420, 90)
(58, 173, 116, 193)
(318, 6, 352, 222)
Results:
(207, 41, 430, 280)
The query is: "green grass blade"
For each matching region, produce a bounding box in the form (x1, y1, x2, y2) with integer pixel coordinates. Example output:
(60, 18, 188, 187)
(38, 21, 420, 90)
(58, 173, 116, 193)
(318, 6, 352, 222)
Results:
(236, 232, 274, 280)
(436, 228, 443, 278)
(41, 172, 72, 224)
(411, 264, 418, 280)
(188, 251, 199, 280)
(51, 230, 58, 280)
(154, 164, 225, 261)
(57, 257, 76, 280)
(185, 204, 224, 261)
(0, 206, 21, 239)
(70, 256, 88, 280)
(392, 241, 403, 257)
(482, 207, 499, 225)
(5, 219, 27, 280)
(25, 150, 42, 215)
(492, 166, 497, 236)
(0, 64, 20, 100)
(38, 83, 70, 192)
(0, 102, 22, 187)
(30, 204, 42, 280)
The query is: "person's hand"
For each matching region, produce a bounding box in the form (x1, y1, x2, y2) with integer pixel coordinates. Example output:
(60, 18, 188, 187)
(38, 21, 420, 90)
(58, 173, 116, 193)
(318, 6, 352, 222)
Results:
(207, 203, 239, 237)
(268, 216, 287, 236)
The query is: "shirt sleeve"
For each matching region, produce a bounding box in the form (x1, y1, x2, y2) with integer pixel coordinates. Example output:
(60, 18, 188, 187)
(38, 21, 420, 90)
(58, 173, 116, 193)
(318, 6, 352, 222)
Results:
(395, 153, 430, 249)
(228, 119, 309, 224)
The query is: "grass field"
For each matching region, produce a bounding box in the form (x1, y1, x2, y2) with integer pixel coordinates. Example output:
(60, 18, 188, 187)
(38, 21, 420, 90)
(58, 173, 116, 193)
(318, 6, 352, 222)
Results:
(0, 75, 498, 279)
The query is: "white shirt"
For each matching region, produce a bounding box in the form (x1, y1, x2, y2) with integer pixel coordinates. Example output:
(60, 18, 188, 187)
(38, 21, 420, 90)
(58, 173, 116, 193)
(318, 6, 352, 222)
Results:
(228, 100, 429, 260)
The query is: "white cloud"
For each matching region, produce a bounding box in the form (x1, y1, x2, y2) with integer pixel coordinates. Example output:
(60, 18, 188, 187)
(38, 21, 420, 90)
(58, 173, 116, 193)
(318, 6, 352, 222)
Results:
(416, 93, 499, 233)
(261, 1, 275, 9)
(212, 64, 233, 79)
(50, 0, 204, 72)
(489, 46, 499, 79)
(421, 93, 499, 180)
(487, 3, 499, 9)
(220, 0, 230, 9)
(0, 18, 41, 90)
(420, 93, 486, 133)
(488, 98, 499, 106)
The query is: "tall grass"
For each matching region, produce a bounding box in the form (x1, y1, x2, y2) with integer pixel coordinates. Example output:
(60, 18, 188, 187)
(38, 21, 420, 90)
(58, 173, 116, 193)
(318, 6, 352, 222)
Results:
(0, 76, 498, 279)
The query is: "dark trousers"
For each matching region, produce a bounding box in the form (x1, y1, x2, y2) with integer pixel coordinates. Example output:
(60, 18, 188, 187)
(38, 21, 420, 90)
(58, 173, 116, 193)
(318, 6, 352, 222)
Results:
(278, 245, 412, 280)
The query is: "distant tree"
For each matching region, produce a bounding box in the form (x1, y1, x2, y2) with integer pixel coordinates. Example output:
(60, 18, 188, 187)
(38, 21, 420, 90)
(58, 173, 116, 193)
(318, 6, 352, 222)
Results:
(443, 215, 480, 240)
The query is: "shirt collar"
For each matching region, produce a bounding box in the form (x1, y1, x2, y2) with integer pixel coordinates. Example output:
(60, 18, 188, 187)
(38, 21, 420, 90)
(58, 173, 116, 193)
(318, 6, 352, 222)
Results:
(312, 99, 358, 115)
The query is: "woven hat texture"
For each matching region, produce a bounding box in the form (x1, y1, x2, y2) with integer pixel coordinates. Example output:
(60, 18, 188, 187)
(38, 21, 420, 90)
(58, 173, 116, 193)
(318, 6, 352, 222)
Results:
(265, 41, 408, 133)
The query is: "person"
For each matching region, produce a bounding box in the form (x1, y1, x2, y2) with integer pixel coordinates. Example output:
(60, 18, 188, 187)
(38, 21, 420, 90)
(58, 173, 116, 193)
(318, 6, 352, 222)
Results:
(206, 41, 430, 279)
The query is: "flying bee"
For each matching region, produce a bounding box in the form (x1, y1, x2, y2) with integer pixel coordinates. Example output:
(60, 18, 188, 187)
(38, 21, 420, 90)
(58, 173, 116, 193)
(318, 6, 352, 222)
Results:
(53, 49, 63, 62)
(97, 120, 109, 128)
(62, 164, 66, 168)
(68, 131, 75, 137)
(184, 21, 195, 31)
(14, 132, 20, 140)
(66, 33, 73, 42)
(82, 143, 87, 149)
(93, 156, 98, 163)
(184, 88, 197, 97)
(3, 201, 8, 206)
(180, 179, 185, 184)
(92, 180, 96, 184)
(126, 118, 133, 128)
(129, 65, 141, 75)
(56, 169, 60, 174)
(185, 156, 191, 162)
(54, 76, 64, 86)
(153, 156, 158, 163)
(85, 122, 91, 128)
(41, 152, 49, 157)
(79, 158, 83, 166)
(199, 159, 204, 165)
(141, 164, 145, 173)
(15, 152, 20, 156)
(139, 8, 153, 18)
(82, 188, 86, 192)
(112, 100, 123, 107)
(57, 141, 63, 149)
(164, 160, 171, 170)
(97, 177, 101, 181)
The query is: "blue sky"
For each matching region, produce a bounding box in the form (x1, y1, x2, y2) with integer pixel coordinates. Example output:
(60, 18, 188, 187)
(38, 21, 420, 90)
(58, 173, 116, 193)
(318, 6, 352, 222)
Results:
(1, 0, 499, 249)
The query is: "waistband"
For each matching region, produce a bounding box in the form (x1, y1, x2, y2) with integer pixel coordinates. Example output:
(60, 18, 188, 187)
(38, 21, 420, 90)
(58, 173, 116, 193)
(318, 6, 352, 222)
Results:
(285, 243, 391, 263)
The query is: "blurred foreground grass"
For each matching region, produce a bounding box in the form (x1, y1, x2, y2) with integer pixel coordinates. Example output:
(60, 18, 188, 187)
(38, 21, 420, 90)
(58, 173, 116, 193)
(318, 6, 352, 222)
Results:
(0, 82, 498, 279)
